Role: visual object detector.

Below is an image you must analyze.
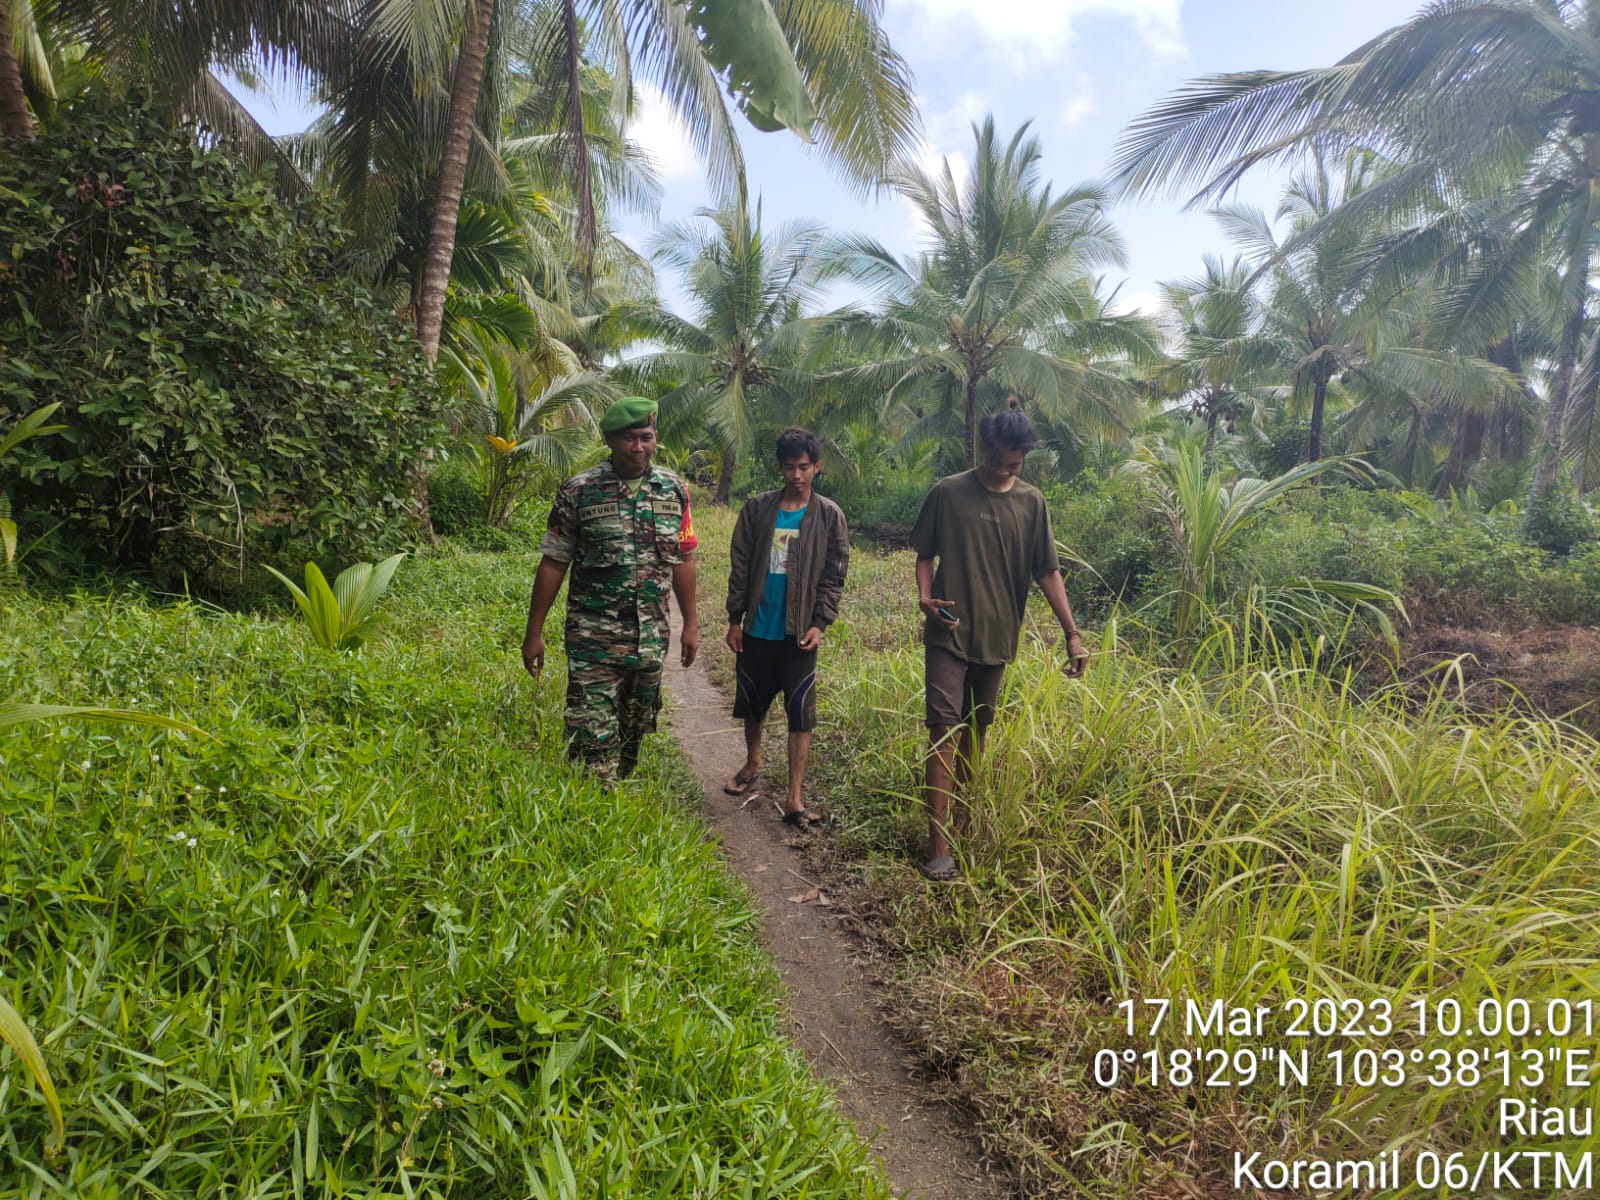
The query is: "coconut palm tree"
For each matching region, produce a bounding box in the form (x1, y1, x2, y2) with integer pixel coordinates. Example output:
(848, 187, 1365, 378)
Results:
(1563, 319, 1600, 490)
(342, 0, 918, 365)
(13, 2, 917, 369)
(1155, 255, 1280, 449)
(1216, 151, 1518, 468)
(413, 0, 498, 363)
(1113, 438, 1395, 645)
(1338, 187, 1554, 493)
(622, 199, 830, 504)
(6, 0, 343, 183)
(292, 42, 655, 354)
(298, 22, 660, 527)
(1225, 196, 1367, 465)
(1111, 0, 1600, 502)
(0, 0, 48, 141)
(830, 117, 1160, 469)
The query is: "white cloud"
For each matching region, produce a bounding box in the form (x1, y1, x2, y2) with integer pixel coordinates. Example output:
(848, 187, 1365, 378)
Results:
(922, 90, 988, 159)
(1112, 287, 1180, 348)
(1112, 288, 1166, 319)
(907, 90, 986, 186)
(892, 92, 986, 251)
(892, 0, 1186, 62)
(628, 82, 699, 183)
(1061, 92, 1098, 129)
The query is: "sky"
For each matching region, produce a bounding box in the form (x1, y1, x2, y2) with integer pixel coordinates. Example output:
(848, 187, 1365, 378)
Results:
(236, 0, 1413, 316)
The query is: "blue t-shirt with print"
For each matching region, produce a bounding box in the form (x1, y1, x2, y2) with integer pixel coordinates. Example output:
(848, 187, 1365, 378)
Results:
(749, 505, 807, 641)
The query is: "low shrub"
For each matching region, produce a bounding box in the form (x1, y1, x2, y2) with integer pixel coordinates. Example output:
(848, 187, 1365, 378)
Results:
(1209, 486, 1600, 626)
(1044, 475, 1170, 615)
(1522, 485, 1599, 556)
(427, 464, 487, 539)
(817, 475, 931, 544)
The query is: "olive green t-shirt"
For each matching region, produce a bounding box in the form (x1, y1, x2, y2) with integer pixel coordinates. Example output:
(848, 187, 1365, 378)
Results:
(909, 471, 1059, 665)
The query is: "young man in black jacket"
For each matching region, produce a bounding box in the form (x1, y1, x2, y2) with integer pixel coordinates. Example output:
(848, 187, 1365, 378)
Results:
(723, 427, 850, 825)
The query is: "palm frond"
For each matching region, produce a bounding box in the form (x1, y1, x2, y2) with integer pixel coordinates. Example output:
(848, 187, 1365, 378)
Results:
(770, 0, 921, 191)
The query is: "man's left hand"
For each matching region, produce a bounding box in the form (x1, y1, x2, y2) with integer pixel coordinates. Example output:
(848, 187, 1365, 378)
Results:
(798, 626, 822, 651)
(1063, 631, 1088, 679)
(680, 623, 700, 668)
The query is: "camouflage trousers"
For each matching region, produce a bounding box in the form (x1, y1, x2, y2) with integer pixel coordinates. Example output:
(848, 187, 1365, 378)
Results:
(564, 657, 664, 784)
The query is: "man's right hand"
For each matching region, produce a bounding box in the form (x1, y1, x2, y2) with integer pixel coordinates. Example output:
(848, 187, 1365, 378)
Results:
(919, 596, 959, 629)
(725, 623, 744, 654)
(523, 633, 546, 677)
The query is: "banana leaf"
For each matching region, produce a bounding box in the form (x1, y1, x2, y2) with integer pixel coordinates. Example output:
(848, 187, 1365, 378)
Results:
(681, 0, 816, 139)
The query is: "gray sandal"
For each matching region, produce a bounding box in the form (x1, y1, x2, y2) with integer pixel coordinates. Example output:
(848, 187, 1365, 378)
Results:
(920, 855, 958, 881)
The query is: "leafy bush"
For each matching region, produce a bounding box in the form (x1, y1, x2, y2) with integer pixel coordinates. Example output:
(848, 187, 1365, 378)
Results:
(1230, 487, 1600, 625)
(1569, 540, 1600, 594)
(0, 91, 447, 590)
(427, 463, 547, 553)
(1255, 419, 1312, 476)
(1039, 478, 1600, 632)
(1522, 485, 1598, 556)
(1223, 488, 1411, 596)
(0, 402, 66, 573)
(427, 463, 488, 539)
(817, 474, 930, 543)
(1044, 474, 1169, 614)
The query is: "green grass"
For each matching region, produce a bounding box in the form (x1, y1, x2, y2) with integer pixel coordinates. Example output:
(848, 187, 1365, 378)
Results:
(16, 494, 1600, 1200)
(689, 503, 1600, 1199)
(0, 543, 891, 1198)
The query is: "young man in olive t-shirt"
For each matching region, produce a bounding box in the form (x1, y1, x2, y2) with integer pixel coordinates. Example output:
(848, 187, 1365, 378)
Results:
(910, 405, 1087, 881)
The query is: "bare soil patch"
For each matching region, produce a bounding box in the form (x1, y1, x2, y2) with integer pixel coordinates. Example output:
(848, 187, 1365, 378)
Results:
(1398, 622, 1600, 731)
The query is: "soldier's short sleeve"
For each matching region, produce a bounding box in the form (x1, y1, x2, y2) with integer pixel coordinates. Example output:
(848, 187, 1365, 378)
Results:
(540, 481, 578, 562)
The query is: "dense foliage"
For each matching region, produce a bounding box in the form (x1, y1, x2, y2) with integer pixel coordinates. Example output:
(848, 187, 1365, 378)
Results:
(1045, 474, 1600, 629)
(0, 94, 444, 587)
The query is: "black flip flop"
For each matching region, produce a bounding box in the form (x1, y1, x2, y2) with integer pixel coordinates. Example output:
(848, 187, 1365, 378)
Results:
(781, 807, 823, 828)
(723, 768, 761, 796)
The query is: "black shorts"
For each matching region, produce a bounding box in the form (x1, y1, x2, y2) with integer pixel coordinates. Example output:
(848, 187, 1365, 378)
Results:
(732, 635, 818, 733)
(924, 644, 1005, 728)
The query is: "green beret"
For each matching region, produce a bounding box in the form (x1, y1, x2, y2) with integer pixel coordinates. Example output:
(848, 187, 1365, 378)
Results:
(600, 395, 658, 434)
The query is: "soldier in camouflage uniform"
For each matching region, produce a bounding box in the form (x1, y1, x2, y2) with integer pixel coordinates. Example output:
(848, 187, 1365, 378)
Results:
(522, 396, 700, 783)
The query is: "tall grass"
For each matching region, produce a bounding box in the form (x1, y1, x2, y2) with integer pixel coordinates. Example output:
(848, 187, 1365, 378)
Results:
(0, 545, 891, 1198)
(720, 510, 1600, 1198)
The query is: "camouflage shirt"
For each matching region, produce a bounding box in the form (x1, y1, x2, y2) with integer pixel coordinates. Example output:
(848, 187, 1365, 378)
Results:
(540, 461, 699, 666)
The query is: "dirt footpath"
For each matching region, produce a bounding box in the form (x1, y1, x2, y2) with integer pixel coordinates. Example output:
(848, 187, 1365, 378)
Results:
(664, 631, 1005, 1200)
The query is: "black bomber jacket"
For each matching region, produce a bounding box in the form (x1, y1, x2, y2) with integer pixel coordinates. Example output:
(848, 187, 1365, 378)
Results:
(724, 490, 850, 636)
